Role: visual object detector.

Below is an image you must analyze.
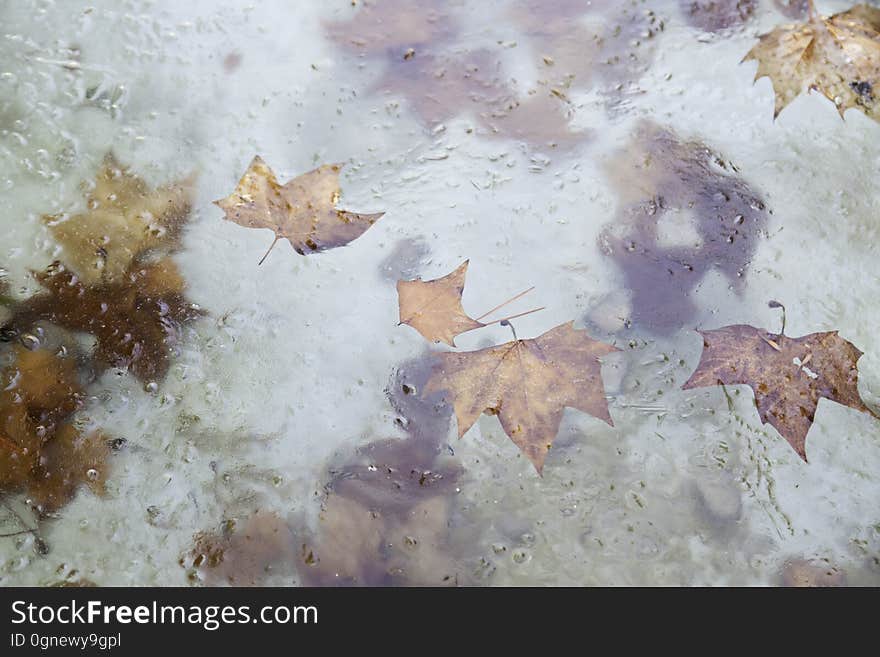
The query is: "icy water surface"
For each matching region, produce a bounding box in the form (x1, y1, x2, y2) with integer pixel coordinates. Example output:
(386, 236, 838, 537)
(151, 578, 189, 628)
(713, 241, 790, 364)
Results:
(1, 0, 879, 586)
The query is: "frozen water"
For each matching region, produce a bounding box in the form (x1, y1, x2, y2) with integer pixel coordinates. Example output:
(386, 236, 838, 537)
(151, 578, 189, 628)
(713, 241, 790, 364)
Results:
(0, 0, 878, 586)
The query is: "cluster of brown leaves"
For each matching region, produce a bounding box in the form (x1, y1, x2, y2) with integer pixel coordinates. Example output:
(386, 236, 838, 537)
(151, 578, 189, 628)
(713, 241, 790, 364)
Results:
(3, 155, 200, 383)
(398, 261, 618, 473)
(1, 155, 199, 519)
(5, 259, 198, 383)
(744, 2, 880, 122)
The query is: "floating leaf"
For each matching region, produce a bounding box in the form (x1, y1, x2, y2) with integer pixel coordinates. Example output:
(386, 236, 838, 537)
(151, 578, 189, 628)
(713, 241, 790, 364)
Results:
(424, 321, 619, 473)
(397, 261, 484, 347)
(682, 324, 879, 460)
(743, 2, 880, 121)
(215, 157, 385, 264)
(398, 260, 542, 347)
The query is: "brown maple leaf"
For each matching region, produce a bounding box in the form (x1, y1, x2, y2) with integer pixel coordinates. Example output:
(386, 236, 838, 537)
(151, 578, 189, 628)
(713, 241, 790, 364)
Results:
(1, 403, 39, 492)
(398, 261, 484, 347)
(397, 260, 543, 347)
(2, 258, 199, 382)
(743, 1, 880, 121)
(0, 345, 110, 513)
(423, 321, 619, 473)
(45, 153, 194, 285)
(215, 157, 385, 265)
(29, 424, 110, 513)
(682, 324, 879, 460)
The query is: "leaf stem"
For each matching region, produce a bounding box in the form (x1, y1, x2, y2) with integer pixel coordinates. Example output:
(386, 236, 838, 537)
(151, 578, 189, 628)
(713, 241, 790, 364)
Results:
(258, 235, 281, 266)
(475, 286, 535, 322)
(501, 319, 518, 341)
(768, 299, 786, 337)
(481, 306, 546, 327)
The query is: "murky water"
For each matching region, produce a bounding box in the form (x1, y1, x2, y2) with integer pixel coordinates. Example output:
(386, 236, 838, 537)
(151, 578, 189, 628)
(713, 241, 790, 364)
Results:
(1, 0, 878, 586)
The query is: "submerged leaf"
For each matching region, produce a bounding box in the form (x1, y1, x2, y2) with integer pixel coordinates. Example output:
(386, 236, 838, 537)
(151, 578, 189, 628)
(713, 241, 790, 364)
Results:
(0, 346, 109, 513)
(29, 425, 110, 513)
(303, 437, 461, 586)
(423, 321, 619, 473)
(215, 157, 385, 264)
(325, 0, 456, 57)
(2, 259, 199, 382)
(680, 0, 756, 32)
(46, 153, 193, 285)
(600, 120, 769, 333)
(682, 324, 879, 460)
(743, 3, 880, 121)
(188, 511, 297, 587)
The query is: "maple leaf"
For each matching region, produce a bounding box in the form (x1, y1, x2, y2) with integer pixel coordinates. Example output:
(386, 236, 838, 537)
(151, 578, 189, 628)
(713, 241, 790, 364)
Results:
(28, 424, 110, 513)
(1, 402, 39, 492)
(398, 261, 483, 346)
(214, 157, 385, 265)
(303, 492, 457, 586)
(682, 324, 879, 460)
(423, 321, 619, 473)
(45, 153, 194, 286)
(743, 2, 880, 121)
(0, 345, 110, 513)
(2, 258, 199, 382)
(397, 260, 542, 347)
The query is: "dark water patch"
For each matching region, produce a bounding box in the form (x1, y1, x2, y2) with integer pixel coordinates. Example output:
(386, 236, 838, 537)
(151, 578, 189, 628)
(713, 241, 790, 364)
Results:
(680, 0, 756, 33)
(599, 120, 770, 334)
